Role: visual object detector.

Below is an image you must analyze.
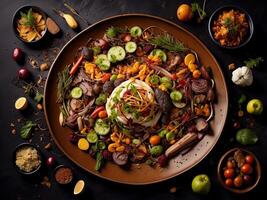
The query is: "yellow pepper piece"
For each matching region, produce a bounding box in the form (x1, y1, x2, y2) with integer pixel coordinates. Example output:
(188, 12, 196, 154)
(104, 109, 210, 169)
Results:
(117, 74, 125, 79)
(78, 138, 90, 151)
(184, 53, 196, 66)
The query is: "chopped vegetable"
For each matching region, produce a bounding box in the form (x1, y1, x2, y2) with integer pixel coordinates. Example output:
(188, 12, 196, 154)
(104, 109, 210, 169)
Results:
(160, 76, 172, 89)
(150, 49, 167, 62)
(78, 138, 90, 150)
(125, 41, 137, 53)
(95, 93, 108, 105)
(149, 74, 160, 85)
(95, 54, 111, 71)
(98, 110, 108, 118)
(106, 26, 121, 38)
(150, 145, 163, 157)
(166, 131, 175, 142)
(20, 121, 36, 139)
(86, 130, 98, 143)
(71, 87, 83, 99)
(236, 128, 258, 145)
(170, 90, 183, 102)
(130, 26, 142, 37)
(91, 106, 105, 118)
(95, 152, 104, 171)
(107, 46, 126, 63)
(94, 119, 110, 135)
(69, 55, 84, 76)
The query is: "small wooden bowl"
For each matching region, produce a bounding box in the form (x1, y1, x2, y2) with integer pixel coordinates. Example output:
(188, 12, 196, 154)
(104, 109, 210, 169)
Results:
(217, 148, 261, 193)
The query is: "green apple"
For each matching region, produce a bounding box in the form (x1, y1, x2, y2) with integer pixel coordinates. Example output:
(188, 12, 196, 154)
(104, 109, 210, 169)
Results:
(191, 174, 211, 194)
(247, 99, 263, 115)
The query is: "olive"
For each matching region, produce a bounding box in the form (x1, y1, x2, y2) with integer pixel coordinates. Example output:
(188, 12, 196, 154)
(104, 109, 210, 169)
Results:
(18, 68, 30, 80)
(46, 156, 56, 167)
(81, 47, 94, 61)
(12, 48, 23, 62)
(94, 39, 109, 50)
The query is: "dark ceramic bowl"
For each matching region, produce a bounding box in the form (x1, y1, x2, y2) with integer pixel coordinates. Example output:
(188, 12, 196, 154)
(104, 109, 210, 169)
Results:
(217, 148, 261, 193)
(13, 143, 43, 175)
(12, 5, 48, 44)
(53, 165, 74, 185)
(208, 6, 254, 49)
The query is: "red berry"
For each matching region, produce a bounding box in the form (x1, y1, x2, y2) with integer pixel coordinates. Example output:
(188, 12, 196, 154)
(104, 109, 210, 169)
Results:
(18, 68, 30, 80)
(12, 48, 23, 62)
(46, 156, 56, 167)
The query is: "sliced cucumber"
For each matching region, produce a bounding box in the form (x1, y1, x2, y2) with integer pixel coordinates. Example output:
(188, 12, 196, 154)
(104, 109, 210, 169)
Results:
(71, 87, 83, 99)
(130, 26, 142, 37)
(107, 46, 126, 63)
(95, 54, 111, 71)
(125, 41, 137, 53)
(150, 49, 167, 62)
(94, 119, 110, 135)
(86, 130, 98, 143)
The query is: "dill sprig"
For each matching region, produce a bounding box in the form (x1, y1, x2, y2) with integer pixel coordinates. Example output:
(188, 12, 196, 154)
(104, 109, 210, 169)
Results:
(57, 66, 73, 103)
(244, 57, 264, 69)
(148, 33, 187, 53)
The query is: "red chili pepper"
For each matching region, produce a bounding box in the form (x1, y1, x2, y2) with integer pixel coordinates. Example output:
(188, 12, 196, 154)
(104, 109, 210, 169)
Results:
(69, 55, 84, 76)
(91, 106, 105, 118)
(101, 73, 111, 83)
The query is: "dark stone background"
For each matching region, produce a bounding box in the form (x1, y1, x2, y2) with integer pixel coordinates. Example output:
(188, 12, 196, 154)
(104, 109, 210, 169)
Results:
(0, 0, 266, 199)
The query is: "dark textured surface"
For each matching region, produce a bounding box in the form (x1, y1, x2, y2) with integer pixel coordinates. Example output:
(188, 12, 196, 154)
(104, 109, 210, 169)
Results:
(0, 0, 266, 199)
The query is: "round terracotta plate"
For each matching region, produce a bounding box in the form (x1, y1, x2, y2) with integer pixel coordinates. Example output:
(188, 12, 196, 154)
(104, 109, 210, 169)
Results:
(44, 14, 228, 185)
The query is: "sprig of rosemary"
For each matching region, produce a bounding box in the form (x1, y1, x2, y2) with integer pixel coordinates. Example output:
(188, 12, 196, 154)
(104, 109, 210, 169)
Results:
(244, 57, 264, 69)
(148, 33, 187, 53)
(57, 66, 73, 103)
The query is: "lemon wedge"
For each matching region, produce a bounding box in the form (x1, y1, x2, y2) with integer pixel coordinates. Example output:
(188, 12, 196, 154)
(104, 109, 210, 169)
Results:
(74, 180, 85, 195)
(15, 97, 28, 110)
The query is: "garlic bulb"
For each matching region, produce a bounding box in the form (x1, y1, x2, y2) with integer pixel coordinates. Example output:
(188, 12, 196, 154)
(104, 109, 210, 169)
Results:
(232, 66, 253, 86)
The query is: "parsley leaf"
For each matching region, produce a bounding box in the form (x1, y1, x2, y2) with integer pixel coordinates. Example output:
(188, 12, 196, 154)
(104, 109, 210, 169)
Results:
(244, 57, 264, 69)
(20, 121, 36, 139)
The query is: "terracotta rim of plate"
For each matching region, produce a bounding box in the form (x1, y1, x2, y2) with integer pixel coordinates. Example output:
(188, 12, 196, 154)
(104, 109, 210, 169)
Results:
(44, 13, 228, 185)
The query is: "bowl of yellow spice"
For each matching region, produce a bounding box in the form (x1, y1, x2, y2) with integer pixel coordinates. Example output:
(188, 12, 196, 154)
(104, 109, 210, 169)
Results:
(13, 143, 42, 175)
(12, 5, 48, 44)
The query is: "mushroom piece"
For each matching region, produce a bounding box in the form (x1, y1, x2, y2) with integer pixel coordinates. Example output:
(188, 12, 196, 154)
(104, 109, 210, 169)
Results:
(112, 152, 128, 165)
(191, 79, 209, 94)
(195, 118, 208, 132)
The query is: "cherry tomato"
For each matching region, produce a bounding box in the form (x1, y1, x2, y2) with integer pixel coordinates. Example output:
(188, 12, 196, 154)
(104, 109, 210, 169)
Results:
(46, 156, 56, 167)
(177, 4, 193, 22)
(245, 155, 254, 165)
(18, 68, 30, 80)
(227, 160, 235, 169)
(234, 176, 243, 188)
(241, 164, 253, 174)
(225, 178, 234, 187)
(149, 135, 161, 145)
(224, 168, 235, 179)
(243, 175, 253, 185)
(12, 48, 23, 62)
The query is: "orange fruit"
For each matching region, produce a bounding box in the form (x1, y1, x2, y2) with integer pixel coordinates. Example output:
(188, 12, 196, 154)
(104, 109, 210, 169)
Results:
(177, 4, 193, 22)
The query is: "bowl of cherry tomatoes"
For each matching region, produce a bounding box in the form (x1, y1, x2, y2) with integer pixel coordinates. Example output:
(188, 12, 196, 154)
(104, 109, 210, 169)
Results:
(217, 148, 261, 193)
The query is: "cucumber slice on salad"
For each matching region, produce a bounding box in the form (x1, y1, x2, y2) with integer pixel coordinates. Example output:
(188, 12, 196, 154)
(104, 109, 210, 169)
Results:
(71, 87, 83, 99)
(125, 41, 137, 53)
(107, 46, 126, 63)
(95, 54, 111, 71)
(86, 130, 98, 143)
(94, 119, 110, 135)
(150, 49, 167, 62)
(130, 26, 142, 37)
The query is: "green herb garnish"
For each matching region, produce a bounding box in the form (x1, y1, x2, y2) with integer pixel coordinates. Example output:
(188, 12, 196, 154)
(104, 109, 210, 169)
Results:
(20, 8, 36, 28)
(191, 1, 207, 22)
(57, 66, 73, 103)
(148, 33, 186, 53)
(20, 121, 36, 139)
(95, 151, 104, 171)
(223, 17, 239, 36)
(244, 57, 264, 69)
(34, 91, 43, 103)
(106, 26, 123, 38)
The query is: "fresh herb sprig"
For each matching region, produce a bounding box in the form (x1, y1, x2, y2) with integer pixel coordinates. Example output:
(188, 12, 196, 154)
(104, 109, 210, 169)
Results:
(149, 33, 187, 53)
(106, 26, 124, 38)
(20, 121, 36, 139)
(244, 57, 264, 69)
(57, 66, 73, 103)
(20, 8, 35, 28)
(224, 17, 239, 36)
(191, 1, 207, 22)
